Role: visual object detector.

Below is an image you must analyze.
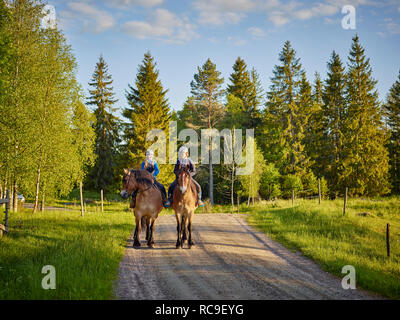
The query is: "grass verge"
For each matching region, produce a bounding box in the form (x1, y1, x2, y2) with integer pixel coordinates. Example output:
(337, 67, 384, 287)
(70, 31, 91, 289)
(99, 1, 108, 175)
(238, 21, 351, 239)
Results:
(246, 197, 400, 299)
(0, 207, 134, 299)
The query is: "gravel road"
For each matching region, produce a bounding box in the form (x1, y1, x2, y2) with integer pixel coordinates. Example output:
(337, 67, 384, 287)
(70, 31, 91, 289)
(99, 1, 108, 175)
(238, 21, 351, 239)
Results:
(115, 213, 379, 300)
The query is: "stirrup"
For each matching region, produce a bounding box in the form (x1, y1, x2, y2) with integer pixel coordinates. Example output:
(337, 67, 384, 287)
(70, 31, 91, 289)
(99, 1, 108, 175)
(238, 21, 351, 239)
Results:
(164, 200, 171, 208)
(198, 200, 204, 208)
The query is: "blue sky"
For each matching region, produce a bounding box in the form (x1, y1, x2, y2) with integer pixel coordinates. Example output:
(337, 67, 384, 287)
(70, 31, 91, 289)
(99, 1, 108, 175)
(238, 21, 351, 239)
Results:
(46, 0, 400, 114)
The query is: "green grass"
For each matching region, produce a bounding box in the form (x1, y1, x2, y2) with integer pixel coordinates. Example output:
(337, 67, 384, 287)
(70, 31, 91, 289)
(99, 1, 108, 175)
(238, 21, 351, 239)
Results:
(0, 206, 134, 300)
(246, 197, 400, 299)
(2, 195, 400, 299)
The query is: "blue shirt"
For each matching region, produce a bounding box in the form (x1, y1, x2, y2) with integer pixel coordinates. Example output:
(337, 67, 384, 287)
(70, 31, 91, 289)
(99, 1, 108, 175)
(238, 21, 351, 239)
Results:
(141, 161, 159, 179)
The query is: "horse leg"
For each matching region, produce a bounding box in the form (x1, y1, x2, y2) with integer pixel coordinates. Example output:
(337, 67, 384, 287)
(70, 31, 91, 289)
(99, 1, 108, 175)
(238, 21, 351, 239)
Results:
(148, 219, 156, 248)
(134, 215, 141, 247)
(182, 216, 187, 242)
(181, 215, 187, 248)
(188, 213, 194, 249)
(145, 217, 150, 241)
(175, 214, 181, 249)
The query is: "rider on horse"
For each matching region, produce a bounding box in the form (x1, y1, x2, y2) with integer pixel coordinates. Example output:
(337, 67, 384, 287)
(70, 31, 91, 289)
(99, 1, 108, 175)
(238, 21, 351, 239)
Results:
(165, 146, 204, 208)
(131, 149, 168, 208)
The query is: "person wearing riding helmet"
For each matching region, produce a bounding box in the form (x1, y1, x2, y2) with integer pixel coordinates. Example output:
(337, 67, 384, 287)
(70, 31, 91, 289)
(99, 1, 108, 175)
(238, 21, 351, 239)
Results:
(131, 149, 168, 208)
(165, 146, 204, 208)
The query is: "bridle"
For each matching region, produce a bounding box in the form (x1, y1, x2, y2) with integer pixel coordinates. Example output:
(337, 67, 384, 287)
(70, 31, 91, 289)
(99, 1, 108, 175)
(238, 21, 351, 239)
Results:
(178, 167, 191, 192)
(124, 170, 155, 196)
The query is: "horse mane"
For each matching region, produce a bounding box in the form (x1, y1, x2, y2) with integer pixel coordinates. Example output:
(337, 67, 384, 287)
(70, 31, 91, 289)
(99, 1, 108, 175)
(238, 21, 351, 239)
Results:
(130, 169, 154, 187)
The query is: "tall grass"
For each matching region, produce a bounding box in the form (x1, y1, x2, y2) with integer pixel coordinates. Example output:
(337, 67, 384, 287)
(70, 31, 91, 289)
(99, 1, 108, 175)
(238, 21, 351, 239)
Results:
(247, 197, 400, 299)
(0, 207, 134, 300)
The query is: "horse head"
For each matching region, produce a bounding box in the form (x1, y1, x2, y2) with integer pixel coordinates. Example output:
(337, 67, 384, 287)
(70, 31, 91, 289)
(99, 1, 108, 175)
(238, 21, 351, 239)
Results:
(120, 169, 138, 199)
(177, 164, 191, 194)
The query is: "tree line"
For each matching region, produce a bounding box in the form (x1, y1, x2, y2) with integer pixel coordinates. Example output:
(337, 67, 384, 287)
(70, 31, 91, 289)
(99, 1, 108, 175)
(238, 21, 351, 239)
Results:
(0, 0, 95, 212)
(1, 0, 400, 211)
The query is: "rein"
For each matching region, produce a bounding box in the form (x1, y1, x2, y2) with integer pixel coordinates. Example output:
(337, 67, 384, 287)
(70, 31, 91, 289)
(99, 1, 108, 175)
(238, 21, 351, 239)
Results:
(126, 170, 155, 196)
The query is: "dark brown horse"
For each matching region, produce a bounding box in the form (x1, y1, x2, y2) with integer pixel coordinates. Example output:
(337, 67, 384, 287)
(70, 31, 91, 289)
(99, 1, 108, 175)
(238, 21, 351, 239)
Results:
(120, 169, 163, 248)
(171, 164, 198, 249)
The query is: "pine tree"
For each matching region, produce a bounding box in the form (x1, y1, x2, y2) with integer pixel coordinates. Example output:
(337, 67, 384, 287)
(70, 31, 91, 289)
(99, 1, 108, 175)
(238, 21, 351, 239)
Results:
(87, 55, 120, 193)
(186, 58, 225, 205)
(304, 72, 325, 179)
(341, 35, 390, 196)
(385, 70, 400, 194)
(123, 52, 173, 185)
(322, 51, 347, 196)
(227, 57, 262, 129)
(264, 41, 311, 178)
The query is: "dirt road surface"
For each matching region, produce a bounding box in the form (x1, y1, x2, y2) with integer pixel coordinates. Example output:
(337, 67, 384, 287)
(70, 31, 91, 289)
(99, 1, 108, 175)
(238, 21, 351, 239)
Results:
(115, 214, 378, 300)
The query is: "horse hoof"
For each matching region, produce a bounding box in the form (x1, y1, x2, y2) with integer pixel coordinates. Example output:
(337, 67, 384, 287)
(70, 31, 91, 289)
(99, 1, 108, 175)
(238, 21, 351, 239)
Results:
(134, 242, 141, 248)
(147, 242, 155, 248)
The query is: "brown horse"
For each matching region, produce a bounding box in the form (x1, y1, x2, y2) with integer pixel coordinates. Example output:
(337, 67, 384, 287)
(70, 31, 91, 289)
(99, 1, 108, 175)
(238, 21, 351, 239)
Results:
(120, 169, 163, 248)
(171, 164, 198, 249)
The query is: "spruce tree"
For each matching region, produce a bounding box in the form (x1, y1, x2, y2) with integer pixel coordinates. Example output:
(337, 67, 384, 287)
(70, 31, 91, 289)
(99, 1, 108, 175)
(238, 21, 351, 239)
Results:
(87, 55, 120, 193)
(342, 35, 389, 196)
(385, 70, 400, 194)
(186, 58, 225, 205)
(322, 51, 347, 196)
(264, 41, 311, 178)
(227, 57, 262, 129)
(305, 72, 325, 178)
(123, 52, 172, 185)
(123, 52, 170, 164)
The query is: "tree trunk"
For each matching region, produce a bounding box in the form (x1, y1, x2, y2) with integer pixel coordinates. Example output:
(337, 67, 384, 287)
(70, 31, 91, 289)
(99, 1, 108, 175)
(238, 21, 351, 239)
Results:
(12, 180, 17, 213)
(80, 181, 84, 218)
(231, 164, 235, 213)
(209, 153, 214, 205)
(41, 186, 45, 212)
(33, 166, 41, 214)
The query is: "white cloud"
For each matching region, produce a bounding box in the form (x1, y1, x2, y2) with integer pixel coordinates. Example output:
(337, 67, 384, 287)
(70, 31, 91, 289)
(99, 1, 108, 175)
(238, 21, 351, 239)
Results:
(122, 9, 198, 43)
(268, 12, 290, 26)
(193, 0, 384, 28)
(383, 17, 400, 34)
(60, 2, 116, 33)
(107, 0, 163, 9)
(193, 0, 256, 25)
(292, 3, 338, 20)
(248, 26, 266, 37)
(227, 36, 247, 46)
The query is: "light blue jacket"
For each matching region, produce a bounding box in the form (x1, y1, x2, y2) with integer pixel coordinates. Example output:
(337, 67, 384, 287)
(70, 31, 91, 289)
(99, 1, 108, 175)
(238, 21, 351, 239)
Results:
(141, 161, 160, 179)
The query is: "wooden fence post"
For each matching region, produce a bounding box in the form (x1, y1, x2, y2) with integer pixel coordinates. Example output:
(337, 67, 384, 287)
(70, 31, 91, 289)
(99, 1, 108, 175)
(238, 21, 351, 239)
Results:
(101, 189, 104, 213)
(80, 181, 84, 218)
(343, 187, 348, 216)
(386, 223, 390, 257)
(5, 190, 9, 230)
(318, 178, 321, 205)
(292, 189, 295, 206)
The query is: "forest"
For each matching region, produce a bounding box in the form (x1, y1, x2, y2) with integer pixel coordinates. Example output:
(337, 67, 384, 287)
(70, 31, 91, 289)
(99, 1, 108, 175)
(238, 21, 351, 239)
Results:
(1, 0, 399, 211)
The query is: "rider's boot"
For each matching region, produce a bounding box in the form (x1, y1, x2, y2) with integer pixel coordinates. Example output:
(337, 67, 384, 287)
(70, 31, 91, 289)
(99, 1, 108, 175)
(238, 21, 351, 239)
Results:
(198, 192, 204, 207)
(165, 193, 172, 208)
(162, 193, 168, 208)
